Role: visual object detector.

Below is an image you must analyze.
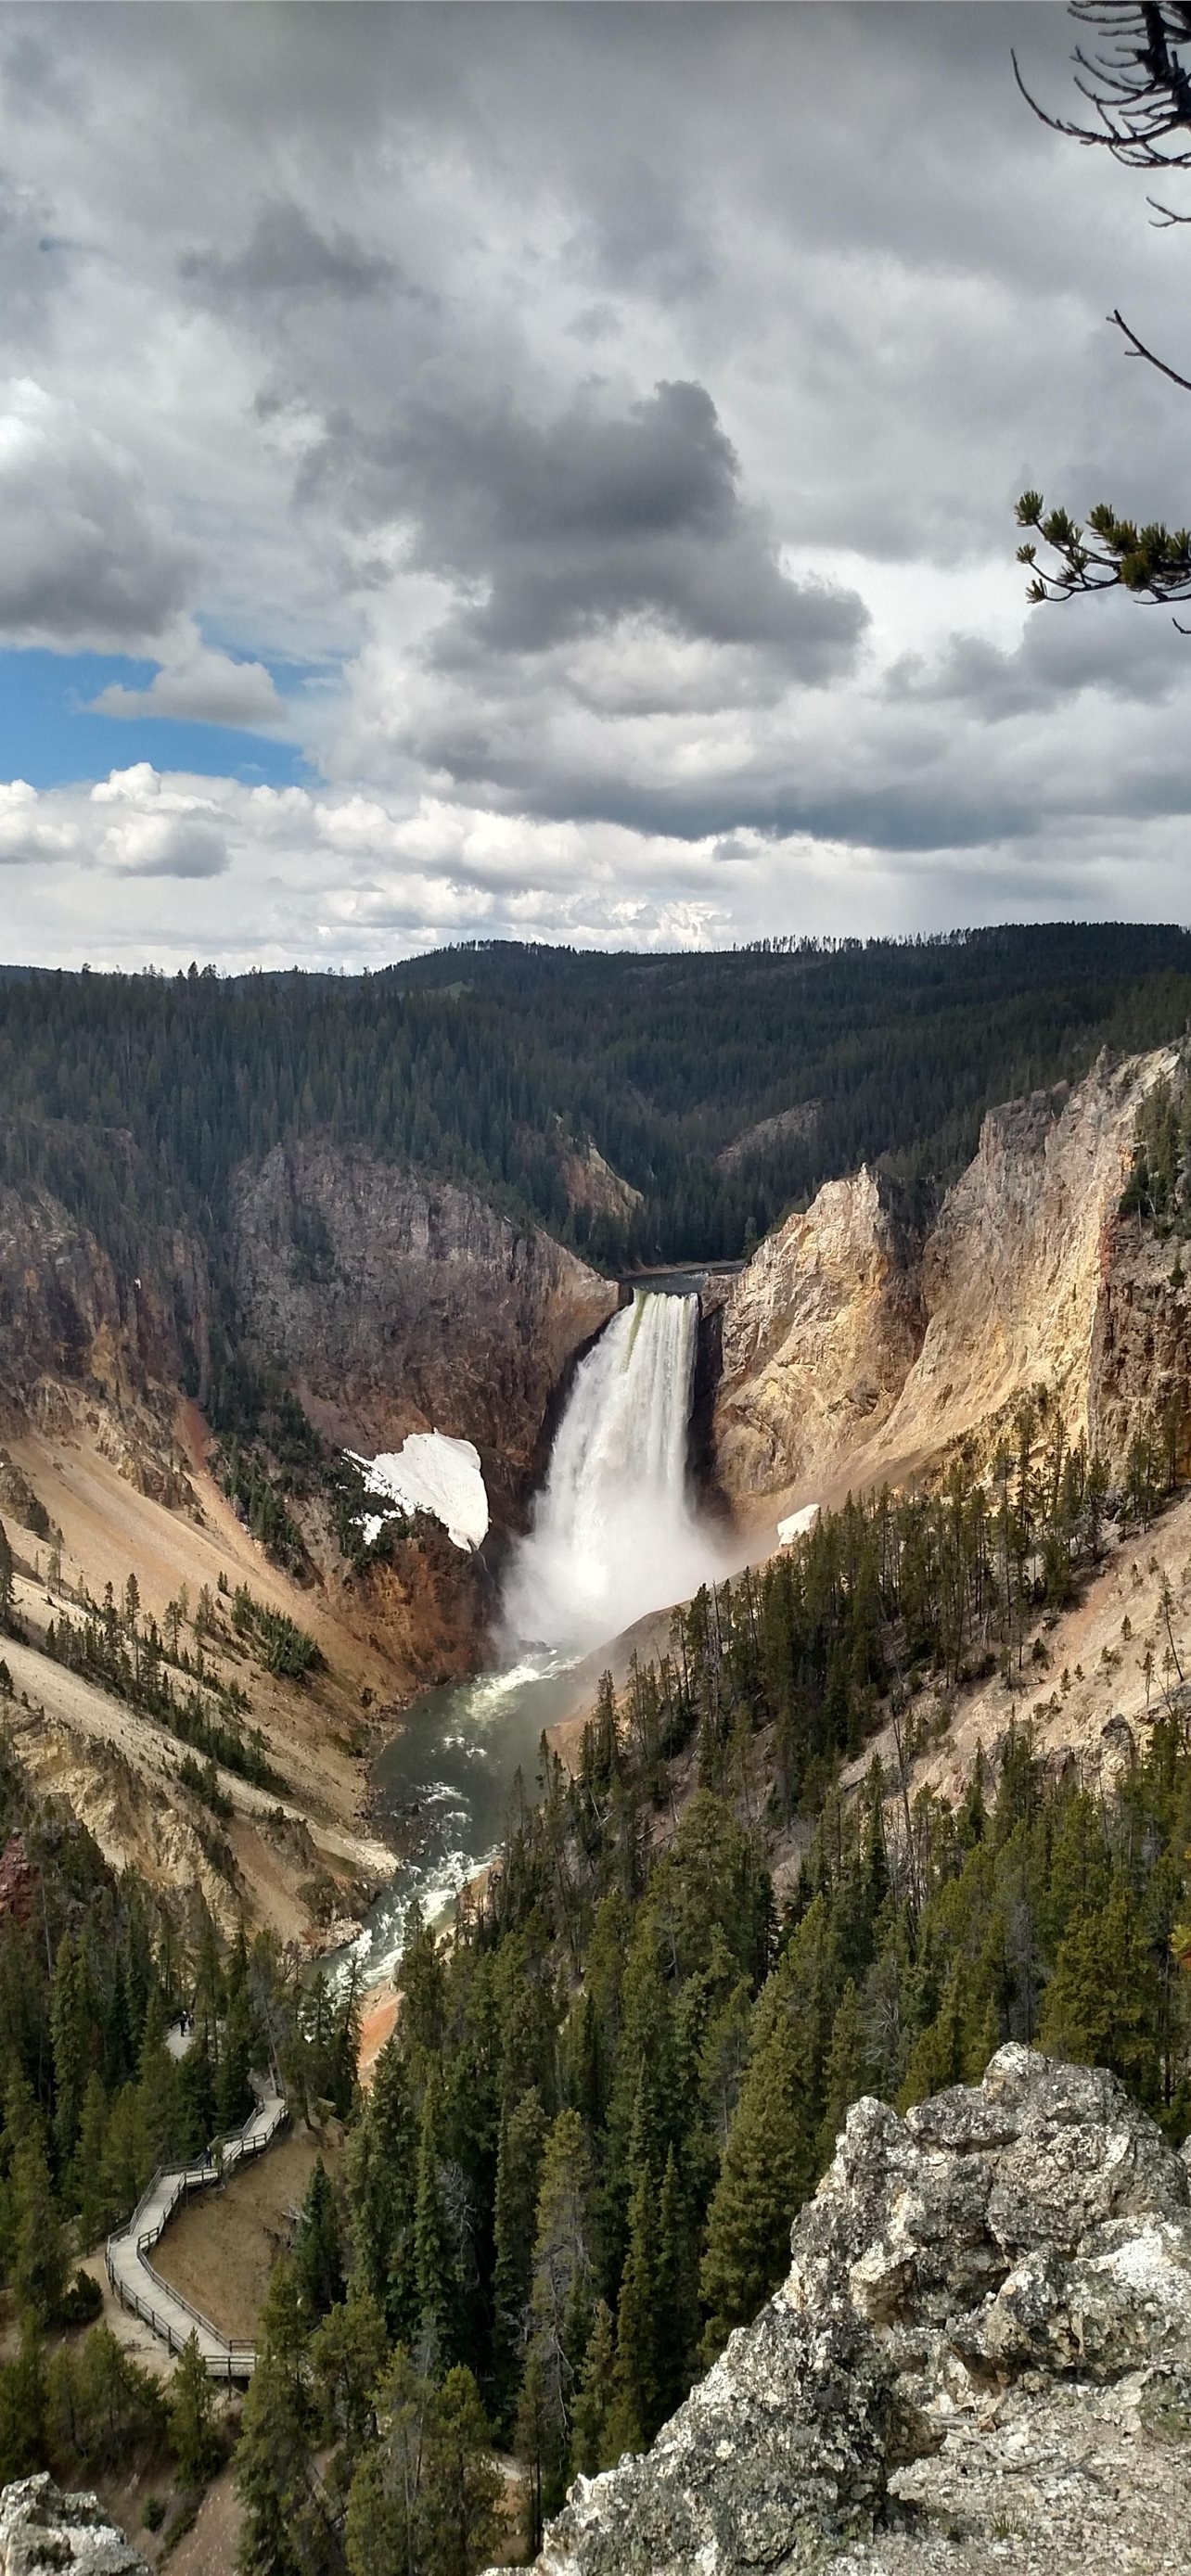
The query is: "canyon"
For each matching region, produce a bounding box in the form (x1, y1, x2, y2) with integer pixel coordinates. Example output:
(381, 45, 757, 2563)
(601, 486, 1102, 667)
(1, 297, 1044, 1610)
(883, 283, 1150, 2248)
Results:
(0, 1043, 1185, 1953)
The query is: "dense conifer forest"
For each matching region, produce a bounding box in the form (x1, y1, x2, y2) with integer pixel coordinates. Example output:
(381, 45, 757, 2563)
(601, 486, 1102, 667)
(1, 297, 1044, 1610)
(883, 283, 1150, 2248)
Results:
(224, 1392, 1191, 2571)
(1, 924, 1190, 1272)
(1, 1354, 1187, 2568)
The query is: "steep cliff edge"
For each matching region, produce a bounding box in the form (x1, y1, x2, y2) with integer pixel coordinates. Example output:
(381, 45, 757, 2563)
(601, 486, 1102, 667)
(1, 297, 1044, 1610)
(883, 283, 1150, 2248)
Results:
(229, 1141, 619, 1512)
(712, 1051, 1180, 1523)
(0, 1180, 206, 1497)
(527, 2046, 1191, 2576)
(711, 1167, 925, 1509)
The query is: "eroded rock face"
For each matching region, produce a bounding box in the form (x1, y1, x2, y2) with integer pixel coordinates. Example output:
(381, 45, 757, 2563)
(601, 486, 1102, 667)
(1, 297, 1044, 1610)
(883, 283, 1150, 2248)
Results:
(711, 1167, 925, 1513)
(531, 2047, 1191, 2576)
(230, 1141, 619, 1511)
(0, 2474, 147, 2575)
(0, 1185, 209, 1422)
(711, 1052, 1182, 1523)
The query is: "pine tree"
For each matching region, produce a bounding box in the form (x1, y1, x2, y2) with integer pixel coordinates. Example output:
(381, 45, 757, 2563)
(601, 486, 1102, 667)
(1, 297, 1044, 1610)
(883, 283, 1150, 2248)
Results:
(346, 2034, 418, 2344)
(293, 2157, 344, 2326)
(815, 1981, 868, 2169)
(420, 2366, 500, 2576)
(414, 2074, 457, 2360)
(136, 2030, 183, 2174)
(515, 2108, 594, 2535)
(570, 2300, 615, 2480)
(11, 2123, 65, 2324)
(177, 2021, 217, 2158)
(490, 2085, 547, 2427)
(50, 1933, 90, 2178)
(1040, 1879, 1161, 2096)
(235, 2343, 310, 2576)
(653, 2147, 698, 2424)
(345, 2345, 432, 2576)
(0, 2317, 45, 2484)
(169, 2331, 219, 2488)
(71, 2072, 110, 2248)
(96, 2085, 147, 2232)
(308, 2279, 387, 2460)
(699, 2001, 814, 2363)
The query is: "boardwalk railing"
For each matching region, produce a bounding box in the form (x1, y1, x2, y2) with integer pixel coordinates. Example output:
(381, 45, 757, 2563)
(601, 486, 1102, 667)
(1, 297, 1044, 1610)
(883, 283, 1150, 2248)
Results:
(105, 2074, 288, 2380)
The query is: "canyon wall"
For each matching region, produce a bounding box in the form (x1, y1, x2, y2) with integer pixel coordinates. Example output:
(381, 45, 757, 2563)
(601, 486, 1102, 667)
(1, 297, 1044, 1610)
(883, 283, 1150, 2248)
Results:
(229, 1140, 619, 1511)
(711, 1167, 925, 1507)
(711, 1048, 1181, 1522)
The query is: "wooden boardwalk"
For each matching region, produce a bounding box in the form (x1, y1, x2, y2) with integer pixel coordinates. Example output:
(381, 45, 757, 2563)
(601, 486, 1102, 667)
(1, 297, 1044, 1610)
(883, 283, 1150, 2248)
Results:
(105, 2073, 288, 2379)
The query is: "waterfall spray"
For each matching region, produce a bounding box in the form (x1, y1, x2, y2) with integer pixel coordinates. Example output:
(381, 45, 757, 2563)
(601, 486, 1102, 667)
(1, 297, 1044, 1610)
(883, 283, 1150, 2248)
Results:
(503, 1290, 724, 1657)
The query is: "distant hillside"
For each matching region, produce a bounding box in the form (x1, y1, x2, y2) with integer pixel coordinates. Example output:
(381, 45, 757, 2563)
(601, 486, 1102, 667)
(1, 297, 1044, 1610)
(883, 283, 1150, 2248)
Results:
(1, 924, 1190, 1275)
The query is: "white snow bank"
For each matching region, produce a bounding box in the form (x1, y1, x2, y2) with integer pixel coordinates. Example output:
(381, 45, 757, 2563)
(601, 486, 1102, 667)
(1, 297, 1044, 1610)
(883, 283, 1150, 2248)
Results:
(777, 1502, 820, 1547)
(349, 1431, 490, 1553)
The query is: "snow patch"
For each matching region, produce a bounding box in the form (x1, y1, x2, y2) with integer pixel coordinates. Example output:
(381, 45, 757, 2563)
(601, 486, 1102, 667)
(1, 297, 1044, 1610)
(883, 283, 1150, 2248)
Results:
(349, 1431, 490, 1553)
(777, 1502, 820, 1546)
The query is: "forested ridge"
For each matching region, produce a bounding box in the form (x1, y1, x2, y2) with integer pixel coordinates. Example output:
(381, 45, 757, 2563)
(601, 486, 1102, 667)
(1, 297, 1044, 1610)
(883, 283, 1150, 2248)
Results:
(1, 923, 1190, 1275)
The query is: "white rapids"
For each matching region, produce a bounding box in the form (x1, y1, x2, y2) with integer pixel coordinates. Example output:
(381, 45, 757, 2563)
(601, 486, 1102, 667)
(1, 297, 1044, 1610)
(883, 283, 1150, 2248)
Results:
(503, 1288, 724, 1658)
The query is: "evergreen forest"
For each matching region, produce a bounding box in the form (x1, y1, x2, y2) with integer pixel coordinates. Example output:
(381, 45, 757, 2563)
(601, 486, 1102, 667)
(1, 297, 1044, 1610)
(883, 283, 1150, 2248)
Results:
(2, 923, 1191, 1277)
(1, 1360, 1191, 2568)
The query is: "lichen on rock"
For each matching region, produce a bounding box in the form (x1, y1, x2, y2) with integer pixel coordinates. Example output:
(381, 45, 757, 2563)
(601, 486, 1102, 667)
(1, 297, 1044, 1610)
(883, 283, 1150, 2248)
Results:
(0, 2474, 147, 2575)
(526, 2047, 1191, 2576)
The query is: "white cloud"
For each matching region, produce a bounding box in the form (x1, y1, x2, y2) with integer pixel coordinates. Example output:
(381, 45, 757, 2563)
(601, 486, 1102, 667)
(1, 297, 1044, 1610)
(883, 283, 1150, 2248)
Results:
(0, 778, 76, 866)
(90, 621, 286, 731)
(91, 767, 230, 877)
(0, 756, 1184, 975)
(0, 7, 1188, 959)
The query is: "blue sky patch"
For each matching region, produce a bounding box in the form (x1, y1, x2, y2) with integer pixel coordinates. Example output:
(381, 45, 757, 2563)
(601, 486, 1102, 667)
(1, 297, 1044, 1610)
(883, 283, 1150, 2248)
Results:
(0, 648, 312, 791)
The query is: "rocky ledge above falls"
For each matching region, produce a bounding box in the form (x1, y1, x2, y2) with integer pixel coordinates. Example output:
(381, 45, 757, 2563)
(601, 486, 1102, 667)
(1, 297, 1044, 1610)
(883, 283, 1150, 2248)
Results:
(526, 2046, 1191, 2576)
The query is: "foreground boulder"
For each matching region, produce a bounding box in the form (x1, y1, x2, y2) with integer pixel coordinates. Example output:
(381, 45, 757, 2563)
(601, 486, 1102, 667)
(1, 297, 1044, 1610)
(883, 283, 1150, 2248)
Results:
(533, 2046, 1191, 2575)
(0, 2475, 147, 2574)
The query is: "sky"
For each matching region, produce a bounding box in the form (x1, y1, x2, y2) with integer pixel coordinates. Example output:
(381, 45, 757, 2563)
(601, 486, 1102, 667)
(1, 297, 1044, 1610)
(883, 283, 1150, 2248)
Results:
(2, 0, 1191, 971)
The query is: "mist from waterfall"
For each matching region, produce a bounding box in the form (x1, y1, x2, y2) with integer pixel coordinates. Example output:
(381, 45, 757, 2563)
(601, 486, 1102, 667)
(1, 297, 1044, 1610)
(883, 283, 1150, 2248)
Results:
(502, 1289, 726, 1658)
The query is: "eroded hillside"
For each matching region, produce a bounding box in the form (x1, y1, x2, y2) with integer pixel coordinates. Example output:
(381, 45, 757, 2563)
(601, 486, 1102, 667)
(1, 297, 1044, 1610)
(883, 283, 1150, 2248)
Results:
(711, 1048, 1181, 1526)
(0, 1145, 616, 1939)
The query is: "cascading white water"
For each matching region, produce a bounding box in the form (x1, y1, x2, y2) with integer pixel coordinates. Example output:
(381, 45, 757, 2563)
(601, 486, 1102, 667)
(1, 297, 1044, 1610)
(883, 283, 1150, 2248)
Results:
(503, 1289, 724, 1657)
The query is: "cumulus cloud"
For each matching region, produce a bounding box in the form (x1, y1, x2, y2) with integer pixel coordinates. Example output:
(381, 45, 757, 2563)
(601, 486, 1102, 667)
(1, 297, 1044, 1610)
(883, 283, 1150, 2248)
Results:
(321, 378, 866, 682)
(0, 6, 1188, 963)
(91, 767, 230, 877)
(0, 380, 194, 648)
(91, 622, 287, 731)
(0, 778, 75, 866)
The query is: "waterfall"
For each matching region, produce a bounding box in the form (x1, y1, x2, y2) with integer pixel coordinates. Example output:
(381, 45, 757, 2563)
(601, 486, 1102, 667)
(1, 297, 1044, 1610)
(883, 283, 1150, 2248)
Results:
(503, 1290, 723, 1657)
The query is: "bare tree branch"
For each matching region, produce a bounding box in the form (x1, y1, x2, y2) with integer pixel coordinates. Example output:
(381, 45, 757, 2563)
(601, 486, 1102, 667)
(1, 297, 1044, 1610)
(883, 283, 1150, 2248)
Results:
(1014, 3, 1191, 172)
(1108, 302, 1191, 388)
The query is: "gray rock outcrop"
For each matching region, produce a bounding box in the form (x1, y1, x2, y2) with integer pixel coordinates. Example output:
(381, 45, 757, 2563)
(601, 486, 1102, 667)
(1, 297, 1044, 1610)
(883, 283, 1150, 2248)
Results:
(532, 2046, 1191, 2576)
(0, 2475, 147, 2575)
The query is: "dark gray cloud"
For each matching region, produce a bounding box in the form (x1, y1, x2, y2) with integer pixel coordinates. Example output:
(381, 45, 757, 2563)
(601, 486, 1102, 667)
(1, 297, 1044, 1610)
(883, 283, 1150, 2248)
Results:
(0, 382, 194, 647)
(181, 199, 396, 307)
(321, 378, 866, 679)
(887, 594, 1187, 721)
